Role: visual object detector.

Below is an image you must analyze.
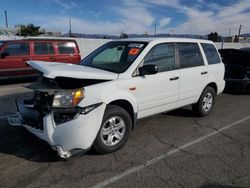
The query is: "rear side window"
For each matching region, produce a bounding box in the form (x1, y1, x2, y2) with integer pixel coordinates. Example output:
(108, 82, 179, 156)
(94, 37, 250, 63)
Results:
(4, 43, 30, 56)
(34, 42, 54, 55)
(144, 43, 175, 72)
(201, 43, 221, 64)
(177, 43, 204, 68)
(58, 42, 76, 54)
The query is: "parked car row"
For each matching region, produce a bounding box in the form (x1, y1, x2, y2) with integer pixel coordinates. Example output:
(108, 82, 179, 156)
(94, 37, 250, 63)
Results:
(1, 38, 249, 93)
(0, 39, 81, 79)
(9, 38, 225, 159)
(219, 48, 250, 92)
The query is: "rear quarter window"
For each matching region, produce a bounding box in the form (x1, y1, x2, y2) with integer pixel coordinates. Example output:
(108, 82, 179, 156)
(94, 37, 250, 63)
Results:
(201, 43, 221, 65)
(58, 42, 76, 54)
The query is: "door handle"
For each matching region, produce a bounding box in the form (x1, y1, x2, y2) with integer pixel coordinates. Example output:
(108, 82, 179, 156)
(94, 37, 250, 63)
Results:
(22, 58, 30, 61)
(201, 71, 208, 75)
(170, 76, 179, 81)
(49, 57, 56, 60)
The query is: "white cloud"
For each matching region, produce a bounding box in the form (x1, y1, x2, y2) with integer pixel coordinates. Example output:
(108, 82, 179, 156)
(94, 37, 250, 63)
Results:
(148, 0, 250, 35)
(25, 0, 250, 35)
(53, 0, 77, 9)
(159, 17, 172, 28)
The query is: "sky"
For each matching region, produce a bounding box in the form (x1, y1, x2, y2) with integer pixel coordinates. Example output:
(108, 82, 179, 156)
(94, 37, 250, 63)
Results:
(0, 0, 250, 36)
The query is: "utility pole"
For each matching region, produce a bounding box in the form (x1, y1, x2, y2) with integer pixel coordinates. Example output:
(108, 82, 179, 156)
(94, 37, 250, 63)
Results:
(154, 23, 156, 37)
(238, 25, 242, 37)
(228, 27, 231, 37)
(69, 18, 72, 37)
(4, 10, 8, 28)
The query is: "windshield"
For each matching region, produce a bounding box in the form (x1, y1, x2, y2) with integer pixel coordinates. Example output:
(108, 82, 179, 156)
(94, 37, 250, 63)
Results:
(80, 41, 147, 73)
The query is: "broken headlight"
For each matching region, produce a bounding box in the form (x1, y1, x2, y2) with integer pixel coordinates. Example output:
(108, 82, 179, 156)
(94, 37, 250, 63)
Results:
(52, 88, 85, 108)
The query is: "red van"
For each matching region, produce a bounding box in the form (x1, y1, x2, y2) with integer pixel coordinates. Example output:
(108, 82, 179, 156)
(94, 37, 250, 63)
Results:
(0, 39, 81, 79)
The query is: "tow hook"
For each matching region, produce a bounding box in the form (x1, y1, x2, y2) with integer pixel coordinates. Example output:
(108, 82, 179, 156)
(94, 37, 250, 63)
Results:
(53, 146, 71, 159)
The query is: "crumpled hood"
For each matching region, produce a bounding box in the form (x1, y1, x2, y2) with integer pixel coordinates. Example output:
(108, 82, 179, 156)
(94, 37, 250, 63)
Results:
(27, 60, 118, 80)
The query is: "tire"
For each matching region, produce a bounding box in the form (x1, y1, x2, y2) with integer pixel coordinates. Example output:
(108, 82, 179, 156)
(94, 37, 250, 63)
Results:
(93, 105, 132, 154)
(192, 86, 216, 117)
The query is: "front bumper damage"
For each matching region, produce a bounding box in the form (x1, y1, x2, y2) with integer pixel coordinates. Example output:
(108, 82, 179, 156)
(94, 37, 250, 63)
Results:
(8, 99, 106, 159)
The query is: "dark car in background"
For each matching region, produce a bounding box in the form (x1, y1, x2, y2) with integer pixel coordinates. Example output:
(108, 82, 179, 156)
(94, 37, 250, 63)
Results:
(0, 39, 81, 80)
(219, 48, 250, 92)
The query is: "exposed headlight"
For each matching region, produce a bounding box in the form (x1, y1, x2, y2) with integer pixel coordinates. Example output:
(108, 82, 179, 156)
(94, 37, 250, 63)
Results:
(52, 88, 85, 108)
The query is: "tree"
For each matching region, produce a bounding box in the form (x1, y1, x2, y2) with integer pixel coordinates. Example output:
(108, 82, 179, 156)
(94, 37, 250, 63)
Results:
(208, 32, 219, 42)
(18, 24, 44, 36)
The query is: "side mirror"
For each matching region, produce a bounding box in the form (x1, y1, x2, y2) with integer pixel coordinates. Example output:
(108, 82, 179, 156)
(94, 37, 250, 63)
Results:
(1, 52, 9, 58)
(139, 64, 158, 76)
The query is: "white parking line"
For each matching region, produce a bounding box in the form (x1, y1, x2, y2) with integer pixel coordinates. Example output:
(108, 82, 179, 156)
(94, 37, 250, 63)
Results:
(0, 87, 22, 91)
(92, 116, 250, 188)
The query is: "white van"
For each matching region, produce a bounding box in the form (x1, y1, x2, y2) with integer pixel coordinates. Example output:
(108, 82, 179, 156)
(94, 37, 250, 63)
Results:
(9, 38, 225, 159)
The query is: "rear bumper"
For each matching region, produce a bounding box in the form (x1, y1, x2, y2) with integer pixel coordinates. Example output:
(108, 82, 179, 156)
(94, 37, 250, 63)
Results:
(8, 101, 106, 159)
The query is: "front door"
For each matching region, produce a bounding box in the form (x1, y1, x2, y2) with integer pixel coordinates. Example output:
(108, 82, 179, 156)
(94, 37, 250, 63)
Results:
(0, 42, 32, 78)
(133, 43, 180, 118)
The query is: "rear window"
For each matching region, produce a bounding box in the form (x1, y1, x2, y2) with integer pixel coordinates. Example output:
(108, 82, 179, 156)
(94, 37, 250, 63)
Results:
(58, 42, 76, 54)
(177, 43, 204, 68)
(4, 42, 30, 56)
(34, 42, 54, 55)
(201, 43, 221, 64)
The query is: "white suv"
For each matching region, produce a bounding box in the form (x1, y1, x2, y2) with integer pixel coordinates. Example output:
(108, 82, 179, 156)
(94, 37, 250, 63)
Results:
(9, 38, 225, 159)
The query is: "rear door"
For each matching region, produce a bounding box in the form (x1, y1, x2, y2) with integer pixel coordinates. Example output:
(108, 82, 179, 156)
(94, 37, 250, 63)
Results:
(32, 41, 56, 62)
(56, 41, 80, 64)
(0, 41, 32, 78)
(176, 42, 208, 107)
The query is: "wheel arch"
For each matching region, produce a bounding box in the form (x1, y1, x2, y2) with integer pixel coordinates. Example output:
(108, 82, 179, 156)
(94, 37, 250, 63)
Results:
(108, 99, 137, 130)
(206, 82, 218, 94)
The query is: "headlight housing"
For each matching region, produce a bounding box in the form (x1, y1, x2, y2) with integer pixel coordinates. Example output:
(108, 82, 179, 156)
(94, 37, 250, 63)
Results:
(52, 88, 85, 108)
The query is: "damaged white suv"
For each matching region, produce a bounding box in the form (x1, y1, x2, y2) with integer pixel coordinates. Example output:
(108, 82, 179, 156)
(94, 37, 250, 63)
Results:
(9, 38, 225, 159)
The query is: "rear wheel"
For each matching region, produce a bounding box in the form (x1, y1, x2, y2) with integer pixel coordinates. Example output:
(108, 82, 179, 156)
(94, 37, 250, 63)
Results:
(93, 105, 132, 154)
(193, 86, 216, 117)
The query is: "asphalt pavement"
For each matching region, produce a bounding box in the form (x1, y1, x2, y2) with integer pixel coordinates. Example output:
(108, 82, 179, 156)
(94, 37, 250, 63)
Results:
(0, 82, 250, 188)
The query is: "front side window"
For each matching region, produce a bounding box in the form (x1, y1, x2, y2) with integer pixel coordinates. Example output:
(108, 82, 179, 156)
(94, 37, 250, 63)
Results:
(177, 43, 204, 68)
(80, 41, 147, 73)
(143, 43, 175, 72)
(4, 43, 30, 56)
(34, 42, 54, 55)
(201, 43, 221, 64)
(58, 42, 75, 54)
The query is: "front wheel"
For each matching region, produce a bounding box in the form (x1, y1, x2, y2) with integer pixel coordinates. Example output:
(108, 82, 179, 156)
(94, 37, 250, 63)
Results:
(192, 86, 216, 117)
(93, 105, 132, 154)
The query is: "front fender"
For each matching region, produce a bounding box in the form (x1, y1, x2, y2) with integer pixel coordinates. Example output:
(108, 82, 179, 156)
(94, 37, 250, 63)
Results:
(79, 81, 138, 115)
